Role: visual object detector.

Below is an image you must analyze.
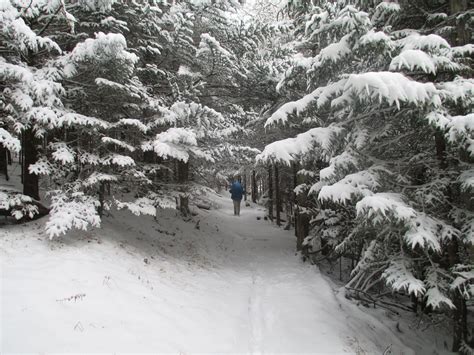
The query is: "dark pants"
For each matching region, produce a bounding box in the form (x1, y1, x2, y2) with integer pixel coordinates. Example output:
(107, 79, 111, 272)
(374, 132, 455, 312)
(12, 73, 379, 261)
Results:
(233, 200, 241, 216)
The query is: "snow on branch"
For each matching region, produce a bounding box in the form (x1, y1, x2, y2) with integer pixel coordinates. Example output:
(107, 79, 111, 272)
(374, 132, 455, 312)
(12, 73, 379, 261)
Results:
(95, 77, 127, 91)
(28, 159, 51, 175)
(357, 193, 460, 251)
(447, 113, 474, 154)
(77, 0, 120, 12)
(114, 118, 148, 133)
(312, 34, 352, 69)
(404, 213, 459, 252)
(83, 172, 118, 187)
(319, 151, 359, 182)
(190, 146, 215, 163)
(0, 128, 21, 152)
(116, 197, 157, 216)
(116, 195, 176, 216)
(356, 193, 416, 223)
(46, 192, 100, 238)
(398, 33, 450, 52)
(143, 128, 198, 163)
(333, 72, 441, 109)
(160, 101, 230, 138)
(62, 112, 110, 129)
(265, 79, 346, 126)
(101, 154, 136, 167)
(70, 32, 138, 65)
(451, 266, 474, 294)
(438, 77, 474, 103)
(315, 5, 371, 36)
(318, 170, 378, 204)
(0, 59, 34, 83)
(383, 259, 425, 297)
(0, 1, 61, 54)
(372, 1, 400, 24)
(459, 169, 474, 191)
(268, 72, 440, 126)
(78, 152, 100, 166)
(156, 127, 198, 146)
(358, 30, 393, 48)
(390, 49, 436, 74)
(101, 137, 136, 152)
(197, 33, 232, 58)
(51, 143, 75, 164)
(0, 188, 39, 220)
(256, 125, 343, 165)
(425, 267, 456, 309)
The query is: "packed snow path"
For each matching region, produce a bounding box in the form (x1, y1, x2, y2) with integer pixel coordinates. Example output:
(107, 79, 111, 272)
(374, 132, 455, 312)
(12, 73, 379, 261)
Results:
(1, 194, 410, 353)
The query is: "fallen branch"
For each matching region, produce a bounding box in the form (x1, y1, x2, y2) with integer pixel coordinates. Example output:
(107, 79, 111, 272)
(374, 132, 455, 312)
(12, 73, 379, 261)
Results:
(196, 203, 211, 210)
(345, 286, 414, 313)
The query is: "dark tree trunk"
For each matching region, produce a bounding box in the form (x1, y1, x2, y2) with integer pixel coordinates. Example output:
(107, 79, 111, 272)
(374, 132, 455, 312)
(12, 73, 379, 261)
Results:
(447, 238, 468, 352)
(143, 150, 155, 164)
(243, 173, 247, 201)
(251, 170, 257, 203)
(177, 160, 190, 216)
(98, 182, 105, 217)
(275, 164, 281, 226)
(268, 164, 273, 221)
(177, 161, 188, 182)
(435, 130, 448, 169)
(22, 128, 40, 200)
(20, 139, 23, 184)
(292, 162, 298, 233)
(449, 0, 469, 45)
(295, 207, 310, 251)
(432, 13, 469, 340)
(434, 135, 466, 351)
(0, 146, 8, 181)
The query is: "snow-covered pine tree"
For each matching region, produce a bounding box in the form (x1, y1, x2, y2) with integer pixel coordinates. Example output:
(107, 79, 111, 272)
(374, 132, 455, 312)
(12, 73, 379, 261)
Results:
(1, 0, 69, 218)
(1, 1, 166, 232)
(257, 0, 473, 349)
(136, 0, 290, 214)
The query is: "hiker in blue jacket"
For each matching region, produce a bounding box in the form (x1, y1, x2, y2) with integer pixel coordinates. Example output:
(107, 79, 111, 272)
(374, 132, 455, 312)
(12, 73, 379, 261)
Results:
(229, 180, 244, 216)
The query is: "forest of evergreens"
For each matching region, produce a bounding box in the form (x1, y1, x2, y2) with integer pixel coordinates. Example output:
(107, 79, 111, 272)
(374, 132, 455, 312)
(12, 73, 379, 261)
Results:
(1, 0, 473, 352)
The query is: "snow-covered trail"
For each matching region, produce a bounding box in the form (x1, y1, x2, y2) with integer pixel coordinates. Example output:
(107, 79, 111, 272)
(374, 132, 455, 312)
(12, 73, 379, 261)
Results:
(1, 194, 410, 353)
(209, 199, 366, 353)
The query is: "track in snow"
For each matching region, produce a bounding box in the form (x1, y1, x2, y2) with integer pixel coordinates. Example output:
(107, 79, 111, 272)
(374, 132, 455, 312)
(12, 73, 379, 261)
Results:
(1, 193, 411, 353)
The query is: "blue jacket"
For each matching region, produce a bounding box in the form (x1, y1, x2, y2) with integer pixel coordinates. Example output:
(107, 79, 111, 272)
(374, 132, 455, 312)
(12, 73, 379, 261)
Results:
(230, 181, 244, 201)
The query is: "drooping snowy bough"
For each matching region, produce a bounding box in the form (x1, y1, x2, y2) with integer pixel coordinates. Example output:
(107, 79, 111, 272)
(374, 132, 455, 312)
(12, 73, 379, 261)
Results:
(259, 1, 473, 350)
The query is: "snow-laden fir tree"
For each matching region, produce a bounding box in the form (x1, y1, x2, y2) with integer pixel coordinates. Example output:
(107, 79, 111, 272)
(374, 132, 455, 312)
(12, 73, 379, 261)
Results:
(257, 0, 473, 350)
(1, 0, 282, 236)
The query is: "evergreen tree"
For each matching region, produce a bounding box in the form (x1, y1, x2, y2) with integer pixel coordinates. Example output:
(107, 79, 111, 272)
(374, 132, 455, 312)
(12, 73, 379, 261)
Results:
(257, 0, 473, 350)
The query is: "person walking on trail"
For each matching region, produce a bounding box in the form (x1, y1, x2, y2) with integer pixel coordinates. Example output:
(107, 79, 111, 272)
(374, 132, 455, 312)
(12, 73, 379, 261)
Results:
(229, 180, 244, 216)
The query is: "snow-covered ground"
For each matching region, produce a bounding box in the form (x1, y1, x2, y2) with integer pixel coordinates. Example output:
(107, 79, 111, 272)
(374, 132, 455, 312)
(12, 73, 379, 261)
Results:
(1, 193, 428, 353)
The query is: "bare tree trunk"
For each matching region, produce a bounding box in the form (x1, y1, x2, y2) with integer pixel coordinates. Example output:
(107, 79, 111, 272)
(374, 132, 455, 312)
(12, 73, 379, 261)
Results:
(251, 170, 257, 203)
(268, 164, 273, 221)
(98, 182, 105, 217)
(243, 172, 247, 201)
(0, 123, 9, 181)
(275, 164, 281, 226)
(0, 146, 8, 181)
(177, 160, 190, 216)
(22, 128, 40, 200)
(433, 6, 469, 337)
(295, 207, 310, 251)
(448, 238, 468, 352)
(449, 0, 469, 45)
(435, 130, 448, 169)
(292, 162, 298, 232)
(435, 130, 466, 351)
